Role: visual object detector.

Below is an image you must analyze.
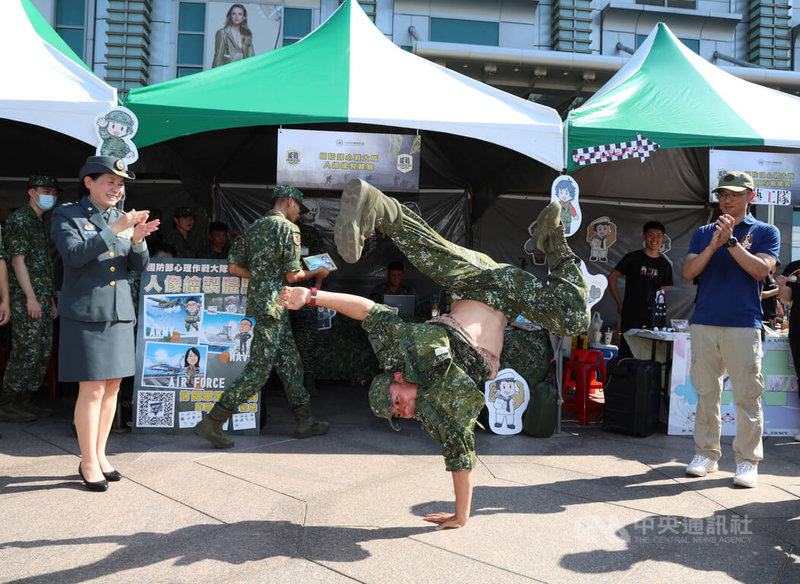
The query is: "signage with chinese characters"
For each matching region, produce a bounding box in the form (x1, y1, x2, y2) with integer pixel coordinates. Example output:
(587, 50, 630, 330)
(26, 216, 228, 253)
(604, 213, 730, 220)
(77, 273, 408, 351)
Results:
(709, 150, 799, 206)
(276, 128, 421, 192)
(132, 259, 259, 435)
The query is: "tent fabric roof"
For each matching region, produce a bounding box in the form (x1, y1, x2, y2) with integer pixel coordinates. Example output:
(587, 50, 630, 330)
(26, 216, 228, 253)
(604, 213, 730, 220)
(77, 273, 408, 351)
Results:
(566, 23, 800, 170)
(124, 0, 563, 170)
(1, 0, 117, 146)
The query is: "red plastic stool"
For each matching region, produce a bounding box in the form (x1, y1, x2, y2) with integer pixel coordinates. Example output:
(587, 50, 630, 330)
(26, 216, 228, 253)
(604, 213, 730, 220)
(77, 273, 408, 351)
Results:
(570, 349, 607, 394)
(562, 360, 605, 425)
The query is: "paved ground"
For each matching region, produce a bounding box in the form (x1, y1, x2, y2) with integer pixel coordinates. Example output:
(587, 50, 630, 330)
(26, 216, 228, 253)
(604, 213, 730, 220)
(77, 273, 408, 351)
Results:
(1, 384, 798, 584)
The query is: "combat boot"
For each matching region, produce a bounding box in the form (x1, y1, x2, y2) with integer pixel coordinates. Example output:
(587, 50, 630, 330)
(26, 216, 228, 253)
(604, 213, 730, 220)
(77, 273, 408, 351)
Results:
(193, 403, 235, 448)
(0, 392, 37, 422)
(529, 201, 579, 270)
(18, 391, 53, 417)
(334, 179, 404, 263)
(292, 403, 329, 438)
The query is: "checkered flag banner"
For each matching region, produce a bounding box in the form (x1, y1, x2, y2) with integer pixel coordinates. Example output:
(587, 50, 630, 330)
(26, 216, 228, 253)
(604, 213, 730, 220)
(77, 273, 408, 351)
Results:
(572, 134, 660, 167)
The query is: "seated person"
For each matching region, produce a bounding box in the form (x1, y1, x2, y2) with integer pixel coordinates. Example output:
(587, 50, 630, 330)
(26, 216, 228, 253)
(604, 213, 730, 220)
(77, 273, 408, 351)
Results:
(369, 260, 414, 303)
(205, 221, 229, 260)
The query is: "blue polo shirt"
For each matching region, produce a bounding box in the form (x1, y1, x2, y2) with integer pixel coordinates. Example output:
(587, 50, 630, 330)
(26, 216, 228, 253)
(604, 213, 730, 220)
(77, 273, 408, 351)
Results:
(688, 213, 779, 328)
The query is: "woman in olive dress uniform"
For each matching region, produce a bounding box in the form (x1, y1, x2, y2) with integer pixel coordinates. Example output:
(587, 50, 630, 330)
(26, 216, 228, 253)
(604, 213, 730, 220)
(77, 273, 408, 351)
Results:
(51, 156, 159, 491)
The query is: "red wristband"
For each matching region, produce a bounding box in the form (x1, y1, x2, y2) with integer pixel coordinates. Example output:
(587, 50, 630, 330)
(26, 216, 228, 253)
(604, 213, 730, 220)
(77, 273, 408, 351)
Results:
(308, 287, 318, 307)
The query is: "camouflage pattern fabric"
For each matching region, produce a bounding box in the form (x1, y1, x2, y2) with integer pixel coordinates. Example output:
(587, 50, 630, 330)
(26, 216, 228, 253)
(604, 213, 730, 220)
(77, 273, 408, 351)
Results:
(164, 230, 203, 259)
(219, 315, 307, 410)
(217, 211, 308, 410)
(500, 329, 553, 384)
(0, 225, 7, 262)
(3, 206, 54, 394)
(4, 206, 53, 296)
(388, 206, 590, 335)
(362, 305, 485, 472)
(368, 281, 415, 303)
(291, 222, 325, 373)
(316, 315, 380, 383)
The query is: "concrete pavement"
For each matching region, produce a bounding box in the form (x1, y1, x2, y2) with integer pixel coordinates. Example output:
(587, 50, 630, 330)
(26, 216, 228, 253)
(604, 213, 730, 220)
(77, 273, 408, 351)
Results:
(1, 384, 798, 584)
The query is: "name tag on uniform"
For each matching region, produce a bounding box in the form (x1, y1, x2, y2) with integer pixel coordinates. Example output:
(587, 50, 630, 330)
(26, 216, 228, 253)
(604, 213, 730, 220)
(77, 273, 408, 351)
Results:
(118, 227, 134, 239)
(83, 224, 97, 237)
(435, 346, 450, 357)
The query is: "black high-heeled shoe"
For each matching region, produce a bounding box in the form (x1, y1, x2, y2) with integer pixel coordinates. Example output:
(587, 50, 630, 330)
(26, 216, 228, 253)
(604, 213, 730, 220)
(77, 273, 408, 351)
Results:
(78, 463, 109, 492)
(102, 469, 122, 482)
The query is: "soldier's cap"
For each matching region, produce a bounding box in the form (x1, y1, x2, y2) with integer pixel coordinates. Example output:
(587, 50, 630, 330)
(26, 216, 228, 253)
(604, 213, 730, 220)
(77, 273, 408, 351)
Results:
(274, 184, 310, 214)
(712, 171, 754, 193)
(369, 373, 401, 431)
(28, 175, 61, 191)
(79, 156, 135, 180)
(174, 206, 194, 218)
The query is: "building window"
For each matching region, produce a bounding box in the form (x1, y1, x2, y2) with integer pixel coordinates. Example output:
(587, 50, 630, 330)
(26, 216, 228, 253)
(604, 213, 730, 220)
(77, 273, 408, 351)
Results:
(340, 0, 376, 22)
(177, 2, 205, 77)
(634, 0, 697, 6)
(637, 34, 699, 54)
(55, 0, 85, 59)
(284, 8, 312, 46)
(430, 17, 499, 46)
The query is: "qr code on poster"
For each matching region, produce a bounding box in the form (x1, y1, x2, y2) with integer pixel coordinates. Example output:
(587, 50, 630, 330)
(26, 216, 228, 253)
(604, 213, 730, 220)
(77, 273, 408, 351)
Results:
(136, 390, 175, 428)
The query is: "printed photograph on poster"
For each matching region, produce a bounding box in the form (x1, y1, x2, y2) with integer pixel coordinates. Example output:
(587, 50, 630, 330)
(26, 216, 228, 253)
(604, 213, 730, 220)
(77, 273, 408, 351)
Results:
(204, 2, 283, 69)
(143, 294, 204, 341)
(303, 253, 337, 271)
(203, 293, 246, 315)
(141, 341, 209, 389)
(202, 313, 255, 357)
(136, 390, 176, 428)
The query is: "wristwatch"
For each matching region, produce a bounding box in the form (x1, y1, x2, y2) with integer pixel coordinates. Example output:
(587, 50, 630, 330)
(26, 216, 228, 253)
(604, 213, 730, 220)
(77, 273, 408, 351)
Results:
(725, 237, 738, 248)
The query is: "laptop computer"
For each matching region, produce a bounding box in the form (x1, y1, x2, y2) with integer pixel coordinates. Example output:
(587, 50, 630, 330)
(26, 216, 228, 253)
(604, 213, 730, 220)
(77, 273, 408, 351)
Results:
(382, 294, 416, 318)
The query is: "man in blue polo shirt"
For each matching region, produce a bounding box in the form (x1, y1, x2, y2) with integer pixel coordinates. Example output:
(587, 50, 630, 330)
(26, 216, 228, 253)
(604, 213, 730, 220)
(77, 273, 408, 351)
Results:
(682, 171, 780, 488)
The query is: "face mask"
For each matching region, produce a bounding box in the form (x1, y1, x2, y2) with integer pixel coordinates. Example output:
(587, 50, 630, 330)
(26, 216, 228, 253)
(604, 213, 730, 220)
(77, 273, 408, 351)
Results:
(36, 194, 57, 211)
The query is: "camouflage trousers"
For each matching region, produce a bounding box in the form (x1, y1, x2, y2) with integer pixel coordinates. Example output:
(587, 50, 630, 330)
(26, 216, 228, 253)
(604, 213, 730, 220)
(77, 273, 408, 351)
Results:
(218, 314, 308, 411)
(290, 305, 318, 375)
(2, 292, 53, 394)
(389, 207, 590, 336)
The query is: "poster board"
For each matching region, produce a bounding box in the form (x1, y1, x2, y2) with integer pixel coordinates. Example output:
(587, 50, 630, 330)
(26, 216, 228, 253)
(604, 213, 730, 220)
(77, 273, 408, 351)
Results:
(668, 333, 800, 437)
(132, 258, 260, 435)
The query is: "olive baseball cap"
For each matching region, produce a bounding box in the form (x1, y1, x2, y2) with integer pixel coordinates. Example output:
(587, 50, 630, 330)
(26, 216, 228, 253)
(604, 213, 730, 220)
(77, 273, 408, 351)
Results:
(28, 175, 60, 190)
(274, 184, 309, 214)
(369, 373, 401, 431)
(79, 156, 135, 180)
(712, 171, 754, 193)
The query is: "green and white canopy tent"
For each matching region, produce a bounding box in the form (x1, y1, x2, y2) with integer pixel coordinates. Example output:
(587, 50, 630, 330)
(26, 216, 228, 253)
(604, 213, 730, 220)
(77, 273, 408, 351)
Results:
(566, 22, 800, 172)
(1, 0, 117, 148)
(124, 0, 563, 171)
(0, 0, 117, 183)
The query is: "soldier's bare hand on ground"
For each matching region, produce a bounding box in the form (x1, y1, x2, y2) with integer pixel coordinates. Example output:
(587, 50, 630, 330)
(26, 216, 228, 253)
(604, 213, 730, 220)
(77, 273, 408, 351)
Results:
(423, 512, 466, 530)
(279, 286, 309, 310)
(27, 297, 42, 320)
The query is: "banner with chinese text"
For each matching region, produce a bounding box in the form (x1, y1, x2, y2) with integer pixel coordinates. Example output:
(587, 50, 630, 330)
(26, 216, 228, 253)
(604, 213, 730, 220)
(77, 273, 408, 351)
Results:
(276, 128, 421, 192)
(709, 150, 799, 206)
(132, 259, 259, 435)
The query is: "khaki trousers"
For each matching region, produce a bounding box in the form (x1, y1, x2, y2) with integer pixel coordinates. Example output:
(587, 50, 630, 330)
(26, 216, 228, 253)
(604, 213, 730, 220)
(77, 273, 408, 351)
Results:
(689, 324, 764, 465)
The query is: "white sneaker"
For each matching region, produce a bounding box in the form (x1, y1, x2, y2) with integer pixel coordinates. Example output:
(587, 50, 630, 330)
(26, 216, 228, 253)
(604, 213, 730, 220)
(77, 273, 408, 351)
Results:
(686, 455, 719, 477)
(733, 462, 758, 488)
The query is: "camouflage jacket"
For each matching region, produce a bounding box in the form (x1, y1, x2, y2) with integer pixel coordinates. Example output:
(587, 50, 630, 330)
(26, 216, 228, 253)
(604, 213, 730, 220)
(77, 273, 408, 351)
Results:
(0, 225, 7, 262)
(369, 281, 415, 304)
(5, 205, 53, 297)
(164, 230, 202, 259)
(228, 210, 302, 321)
(362, 304, 484, 472)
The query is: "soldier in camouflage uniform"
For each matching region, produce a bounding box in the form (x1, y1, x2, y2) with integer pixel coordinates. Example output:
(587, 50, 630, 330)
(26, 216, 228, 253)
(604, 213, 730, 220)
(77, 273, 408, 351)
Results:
(0, 222, 18, 426)
(194, 185, 332, 449)
(279, 179, 589, 530)
(369, 260, 414, 303)
(0, 175, 58, 420)
(165, 207, 202, 258)
(291, 204, 326, 395)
